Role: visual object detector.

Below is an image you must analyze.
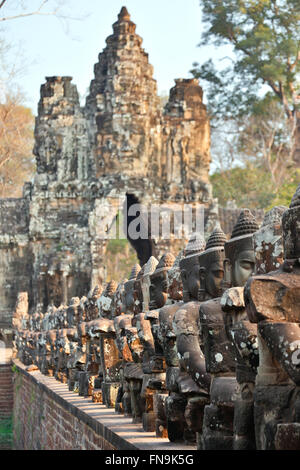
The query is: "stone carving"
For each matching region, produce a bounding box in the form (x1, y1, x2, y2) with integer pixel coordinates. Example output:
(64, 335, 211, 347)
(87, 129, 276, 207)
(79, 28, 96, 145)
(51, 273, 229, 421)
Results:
(162, 233, 207, 444)
(244, 187, 300, 450)
(136, 253, 175, 432)
(0, 7, 218, 343)
(199, 210, 259, 450)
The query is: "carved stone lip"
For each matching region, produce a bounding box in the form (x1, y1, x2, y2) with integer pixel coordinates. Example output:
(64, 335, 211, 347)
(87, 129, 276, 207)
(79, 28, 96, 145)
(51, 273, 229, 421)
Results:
(199, 246, 225, 255)
(226, 233, 254, 244)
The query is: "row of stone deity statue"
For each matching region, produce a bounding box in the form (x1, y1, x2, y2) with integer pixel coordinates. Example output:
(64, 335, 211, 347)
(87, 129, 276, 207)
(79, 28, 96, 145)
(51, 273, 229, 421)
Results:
(13, 184, 300, 450)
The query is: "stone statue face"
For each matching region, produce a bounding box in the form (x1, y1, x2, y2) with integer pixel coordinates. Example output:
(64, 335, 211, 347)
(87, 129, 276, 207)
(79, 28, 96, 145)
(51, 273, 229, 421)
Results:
(205, 260, 224, 298)
(180, 260, 201, 301)
(232, 249, 255, 287)
(124, 280, 135, 314)
(149, 271, 168, 309)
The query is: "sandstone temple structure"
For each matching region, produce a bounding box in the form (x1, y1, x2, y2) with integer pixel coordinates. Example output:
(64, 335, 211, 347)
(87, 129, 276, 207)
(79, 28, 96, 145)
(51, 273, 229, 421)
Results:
(0, 7, 219, 333)
(4, 7, 300, 452)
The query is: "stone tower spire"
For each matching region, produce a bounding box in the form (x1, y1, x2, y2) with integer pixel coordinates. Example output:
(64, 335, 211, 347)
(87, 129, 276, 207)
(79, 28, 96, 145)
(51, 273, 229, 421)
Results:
(85, 8, 161, 179)
(34, 76, 90, 182)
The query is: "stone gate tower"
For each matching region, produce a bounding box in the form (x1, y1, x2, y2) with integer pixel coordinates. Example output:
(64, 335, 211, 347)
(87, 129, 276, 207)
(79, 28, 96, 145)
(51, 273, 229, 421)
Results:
(0, 7, 217, 330)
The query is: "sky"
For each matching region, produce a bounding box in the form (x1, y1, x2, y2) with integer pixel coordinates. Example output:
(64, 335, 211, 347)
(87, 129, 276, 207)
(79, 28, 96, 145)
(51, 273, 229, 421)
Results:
(1, 0, 229, 114)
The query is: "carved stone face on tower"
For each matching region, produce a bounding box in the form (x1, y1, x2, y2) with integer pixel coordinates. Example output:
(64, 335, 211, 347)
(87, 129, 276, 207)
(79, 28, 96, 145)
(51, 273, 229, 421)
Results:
(198, 226, 227, 300)
(179, 233, 206, 301)
(282, 184, 300, 262)
(224, 209, 259, 287)
(149, 253, 175, 309)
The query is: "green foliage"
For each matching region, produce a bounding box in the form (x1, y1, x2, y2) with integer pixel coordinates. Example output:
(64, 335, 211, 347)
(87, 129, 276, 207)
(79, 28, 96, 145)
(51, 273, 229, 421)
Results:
(0, 416, 12, 435)
(193, 0, 300, 120)
(267, 169, 300, 208)
(211, 164, 275, 209)
(106, 238, 138, 282)
(11, 364, 19, 373)
(211, 165, 299, 210)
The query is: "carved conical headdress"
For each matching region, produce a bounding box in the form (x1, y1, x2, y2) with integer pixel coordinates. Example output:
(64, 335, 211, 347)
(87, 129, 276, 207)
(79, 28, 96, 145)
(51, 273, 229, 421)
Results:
(143, 256, 159, 277)
(128, 264, 141, 280)
(136, 264, 145, 280)
(153, 253, 175, 275)
(205, 226, 227, 250)
(185, 232, 206, 256)
(105, 280, 118, 297)
(92, 284, 103, 297)
(231, 209, 259, 239)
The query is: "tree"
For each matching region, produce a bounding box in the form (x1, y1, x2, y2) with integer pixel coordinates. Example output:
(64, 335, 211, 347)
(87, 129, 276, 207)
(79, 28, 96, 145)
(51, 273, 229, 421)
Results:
(0, 0, 77, 23)
(0, 93, 35, 197)
(0, 1, 86, 198)
(192, 0, 300, 208)
(192, 0, 300, 124)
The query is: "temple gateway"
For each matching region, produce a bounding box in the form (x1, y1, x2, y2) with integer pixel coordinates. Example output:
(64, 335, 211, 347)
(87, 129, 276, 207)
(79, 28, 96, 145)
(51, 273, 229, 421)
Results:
(3, 8, 300, 452)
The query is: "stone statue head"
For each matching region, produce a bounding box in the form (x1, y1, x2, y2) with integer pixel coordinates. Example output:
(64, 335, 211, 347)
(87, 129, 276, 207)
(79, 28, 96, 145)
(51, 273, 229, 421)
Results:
(179, 232, 206, 301)
(224, 209, 259, 287)
(141, 256, 159, 311)
(66, 297, 81, 327)
(97, 280, 118, 318)
(86, 285, 103, 321)
(198, 226, 227, 300)
(167, 250, 184, 301)
(149, 253, 175, 309)
(124, 264, 141, 314)
(133, 264, 146, 315)
(112, 279, 127, 317)
(282, 184, 300, 264)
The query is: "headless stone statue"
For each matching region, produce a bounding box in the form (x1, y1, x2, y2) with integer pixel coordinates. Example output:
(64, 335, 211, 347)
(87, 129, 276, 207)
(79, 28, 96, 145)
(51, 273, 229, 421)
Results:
(244, 187, 300, 450)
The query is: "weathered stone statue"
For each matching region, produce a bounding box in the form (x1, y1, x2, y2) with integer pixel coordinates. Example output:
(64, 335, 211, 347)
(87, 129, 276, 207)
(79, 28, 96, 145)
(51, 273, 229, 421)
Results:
(157, 251, 185, 438)
(199, 209, 259, 450)
(227, 206, 286, 449)
(137, 254, 174, 432)
(172, 228, 227, 446)
(163, 233, 207, 443)
(244, 188, 300, 450)
(122, 264, 147, 423)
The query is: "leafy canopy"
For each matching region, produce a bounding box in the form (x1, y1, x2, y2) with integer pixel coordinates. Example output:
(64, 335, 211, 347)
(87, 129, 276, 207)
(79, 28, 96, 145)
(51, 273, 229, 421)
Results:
(192, 0, 300, 120)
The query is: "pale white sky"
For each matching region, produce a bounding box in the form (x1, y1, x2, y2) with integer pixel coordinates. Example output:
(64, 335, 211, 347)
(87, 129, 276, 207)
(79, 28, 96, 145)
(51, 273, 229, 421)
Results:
(2, 0, 230, 114)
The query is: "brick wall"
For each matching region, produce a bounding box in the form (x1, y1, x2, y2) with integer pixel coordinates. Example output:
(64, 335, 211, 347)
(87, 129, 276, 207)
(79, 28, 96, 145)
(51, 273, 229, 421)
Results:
(12, 360, 194, 451)
(0, 362, 13, 450)
(13, 368, 116, 450)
